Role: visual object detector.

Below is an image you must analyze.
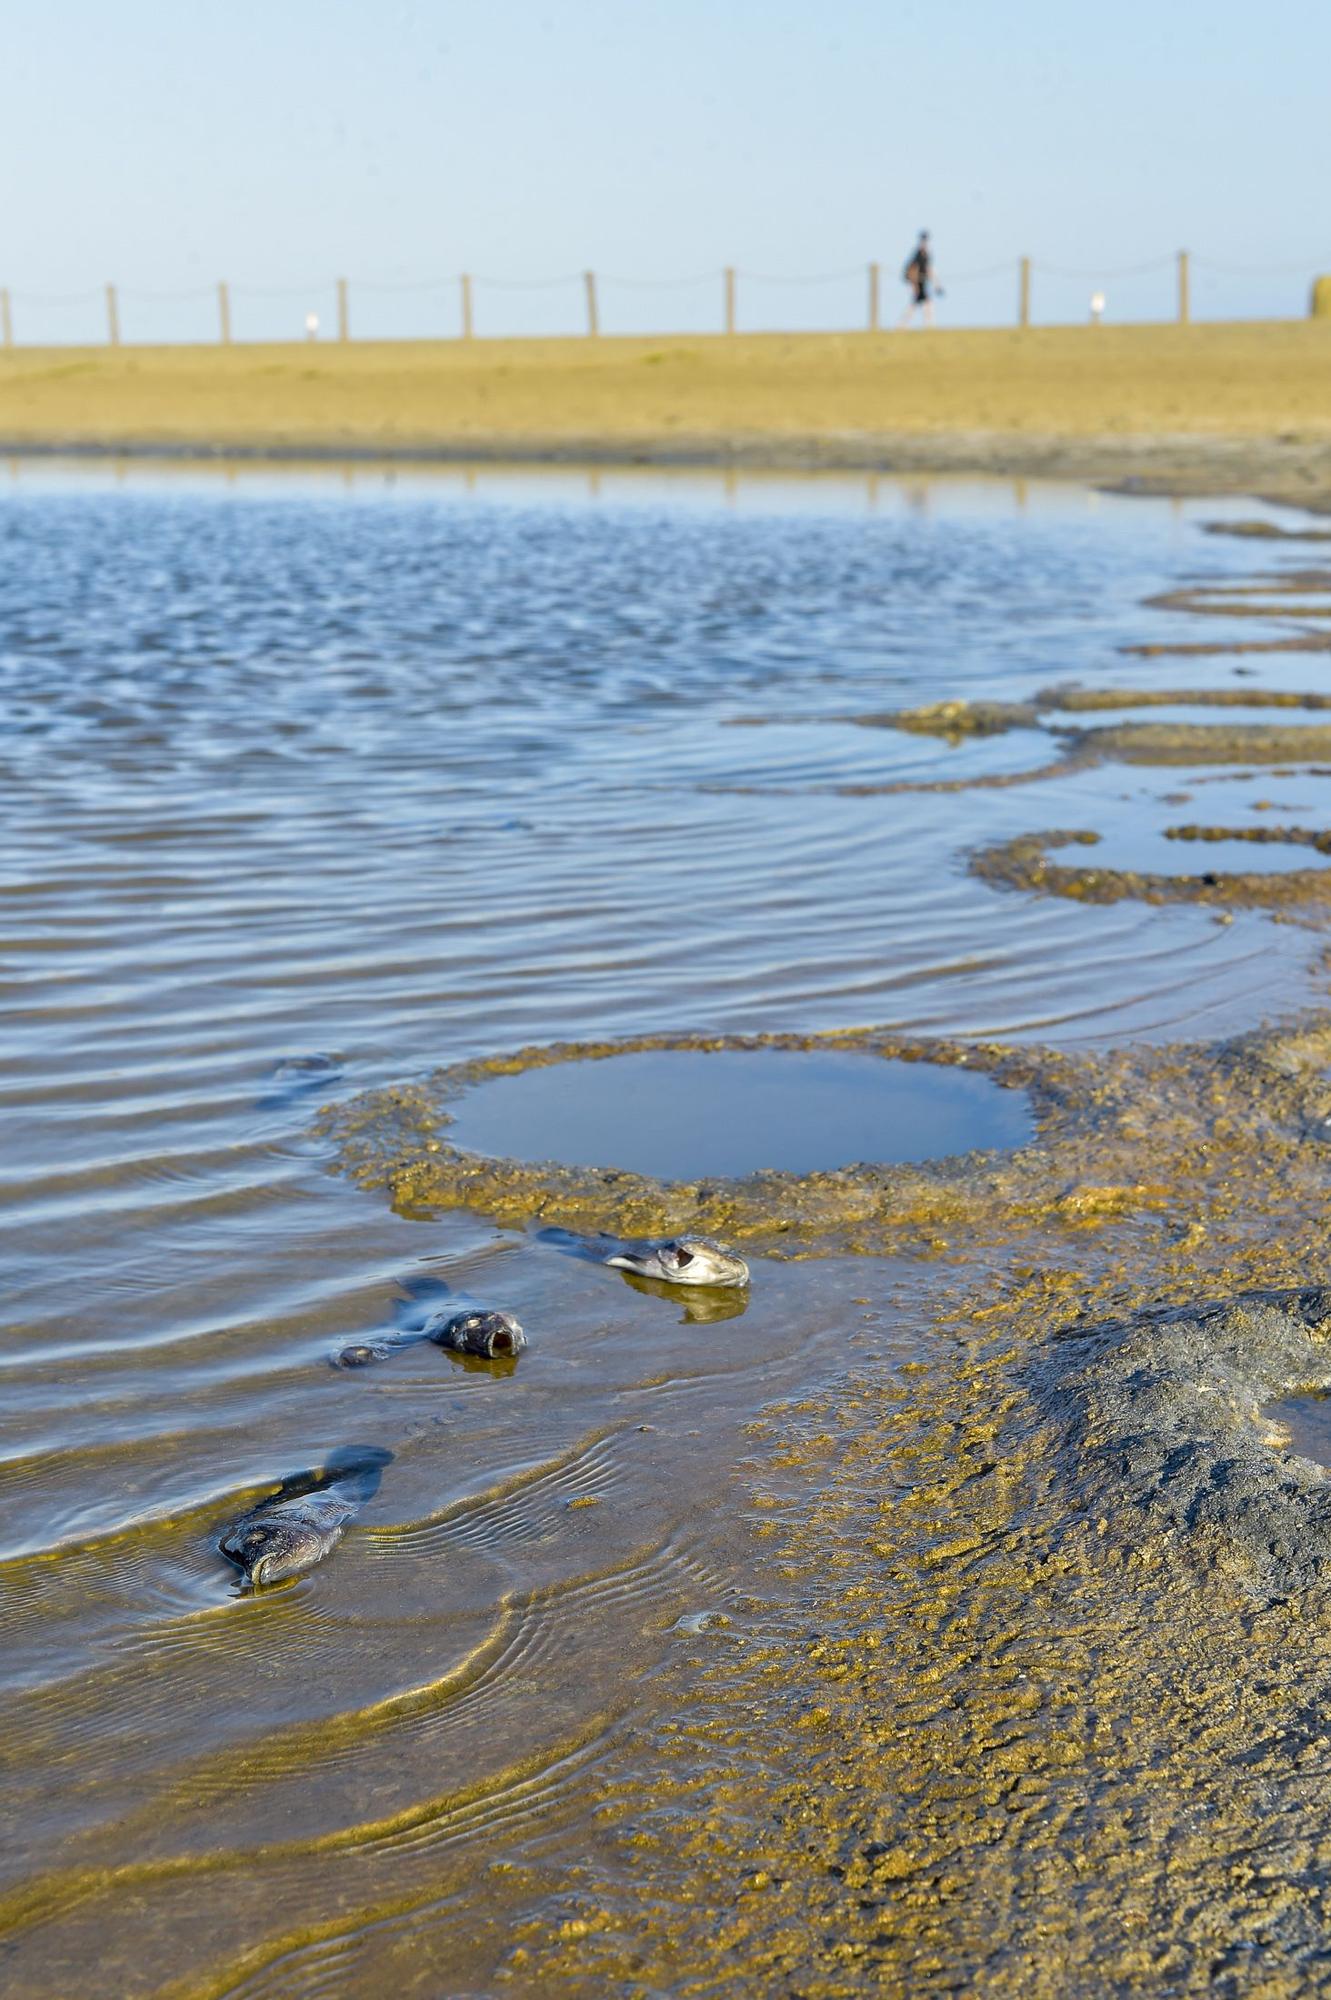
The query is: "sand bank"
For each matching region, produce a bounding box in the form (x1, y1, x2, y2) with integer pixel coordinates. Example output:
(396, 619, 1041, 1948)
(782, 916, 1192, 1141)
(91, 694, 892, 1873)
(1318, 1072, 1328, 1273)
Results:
(2, 321, 1330, 501)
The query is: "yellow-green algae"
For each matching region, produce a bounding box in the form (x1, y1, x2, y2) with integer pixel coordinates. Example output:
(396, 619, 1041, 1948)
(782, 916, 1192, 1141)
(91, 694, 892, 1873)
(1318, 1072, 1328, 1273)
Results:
(973, 825, 1331, 910)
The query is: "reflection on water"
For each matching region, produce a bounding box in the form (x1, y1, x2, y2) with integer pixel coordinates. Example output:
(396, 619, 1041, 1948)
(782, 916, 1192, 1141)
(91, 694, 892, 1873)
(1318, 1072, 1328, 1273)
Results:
(615, 1267, 752, 1322)
(1, 462, 1328, 1995)
(450, 1048, 1034, 1180)
(1265, 1393, 1331, 1468)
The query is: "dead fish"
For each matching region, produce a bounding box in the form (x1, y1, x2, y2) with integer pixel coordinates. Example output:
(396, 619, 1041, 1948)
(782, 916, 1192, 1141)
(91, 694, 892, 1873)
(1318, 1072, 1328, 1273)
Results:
(424, 1307, 526, 1359)
(219, 1447, 390, 1589)
(605, 1237, 750, 1289)
(334, 1306, 525, 1368)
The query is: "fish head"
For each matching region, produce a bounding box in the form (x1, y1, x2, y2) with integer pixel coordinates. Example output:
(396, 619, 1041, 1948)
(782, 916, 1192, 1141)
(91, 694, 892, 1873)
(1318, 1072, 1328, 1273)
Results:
(431, 1308, 527, 1359)
(606, 1237, 750, 1289)
(221, 1515, 334, 1589)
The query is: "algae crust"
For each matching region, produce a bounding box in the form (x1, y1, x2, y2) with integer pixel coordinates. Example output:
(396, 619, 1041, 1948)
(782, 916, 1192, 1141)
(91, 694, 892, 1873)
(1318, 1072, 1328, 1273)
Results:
(972, 825, 1331, 909)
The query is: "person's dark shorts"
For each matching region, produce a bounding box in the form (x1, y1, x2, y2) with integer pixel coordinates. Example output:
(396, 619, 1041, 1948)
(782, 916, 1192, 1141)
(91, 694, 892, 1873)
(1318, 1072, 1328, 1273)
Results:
(913, 281, 929, 304)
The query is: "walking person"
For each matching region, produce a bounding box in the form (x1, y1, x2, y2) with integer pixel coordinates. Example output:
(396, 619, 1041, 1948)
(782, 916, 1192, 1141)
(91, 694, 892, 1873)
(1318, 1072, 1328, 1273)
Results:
(899, 231, 938, 327)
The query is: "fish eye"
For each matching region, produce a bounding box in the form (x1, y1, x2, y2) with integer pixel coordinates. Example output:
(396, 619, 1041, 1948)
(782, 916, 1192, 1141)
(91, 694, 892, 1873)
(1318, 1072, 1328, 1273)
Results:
(672, 1247, 695, 1266)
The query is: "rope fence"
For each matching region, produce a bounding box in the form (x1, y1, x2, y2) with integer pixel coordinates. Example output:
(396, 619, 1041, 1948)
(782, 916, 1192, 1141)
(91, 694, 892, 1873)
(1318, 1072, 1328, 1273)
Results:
(0, 250, 1327, 349)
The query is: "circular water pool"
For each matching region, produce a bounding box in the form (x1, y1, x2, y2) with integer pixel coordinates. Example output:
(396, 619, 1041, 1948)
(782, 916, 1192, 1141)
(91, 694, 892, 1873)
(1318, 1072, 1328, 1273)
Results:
(449, 1049, 1033, 1182)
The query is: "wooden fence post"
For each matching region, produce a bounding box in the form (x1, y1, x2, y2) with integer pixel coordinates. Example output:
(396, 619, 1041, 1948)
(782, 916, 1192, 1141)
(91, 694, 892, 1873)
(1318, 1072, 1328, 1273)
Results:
(1178, 250, 1190, 326)
(337, 277, 350, 341)
(1018, 257, 1031, 329)
(724, 265, 736, 335)
(584, 269, 599, 337)
(460, 273, 474, 339)
(0, 289, 12, 349)
(106, 283, 120, 346)
(868, 261, 881, 332)
(218, 281, 231, 346)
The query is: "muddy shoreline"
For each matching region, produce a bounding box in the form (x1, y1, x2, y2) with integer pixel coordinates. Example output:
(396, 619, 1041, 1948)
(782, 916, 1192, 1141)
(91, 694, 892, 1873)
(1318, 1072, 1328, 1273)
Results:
(4, 428, 1331, 509)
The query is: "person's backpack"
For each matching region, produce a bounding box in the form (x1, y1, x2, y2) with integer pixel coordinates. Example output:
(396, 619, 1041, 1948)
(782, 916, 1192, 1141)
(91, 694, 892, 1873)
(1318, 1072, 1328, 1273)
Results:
(903, 253, 922, 285)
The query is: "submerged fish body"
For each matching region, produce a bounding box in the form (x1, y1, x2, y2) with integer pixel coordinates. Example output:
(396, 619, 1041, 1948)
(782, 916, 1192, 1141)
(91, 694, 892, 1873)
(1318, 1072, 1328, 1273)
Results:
(219, 1489, 354, 1588)
(605, 1236, 750, 1289)
(425, 1307, 527, 1359)
(219, 1448, 390, 1589)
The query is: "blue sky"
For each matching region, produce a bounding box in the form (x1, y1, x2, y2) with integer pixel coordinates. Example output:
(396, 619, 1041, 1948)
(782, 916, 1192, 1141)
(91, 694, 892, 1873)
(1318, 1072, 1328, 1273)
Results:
(3, 0, 1327, 343)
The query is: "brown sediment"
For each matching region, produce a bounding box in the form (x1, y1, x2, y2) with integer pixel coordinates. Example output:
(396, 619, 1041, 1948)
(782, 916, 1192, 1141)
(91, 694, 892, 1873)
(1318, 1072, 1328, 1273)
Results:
(1144, 575, 1331, 619)
(971, 824, 1331, 908)
(1047, 684, 1331, 714)
(1121, 632, 1331, 658)
(1071, 721, 1331, 765)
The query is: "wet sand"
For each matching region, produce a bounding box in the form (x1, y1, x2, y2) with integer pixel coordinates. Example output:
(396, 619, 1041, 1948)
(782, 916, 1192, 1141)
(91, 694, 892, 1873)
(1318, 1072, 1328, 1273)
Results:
(2, 322, 1331, 503)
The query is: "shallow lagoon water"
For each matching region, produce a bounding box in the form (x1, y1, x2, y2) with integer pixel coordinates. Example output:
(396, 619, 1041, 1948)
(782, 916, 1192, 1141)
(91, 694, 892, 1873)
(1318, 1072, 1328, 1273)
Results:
(3, 462, 1331, 1996)
(1269, 1391, 1331, 1469)
(450, 1048, 1034, 1181)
